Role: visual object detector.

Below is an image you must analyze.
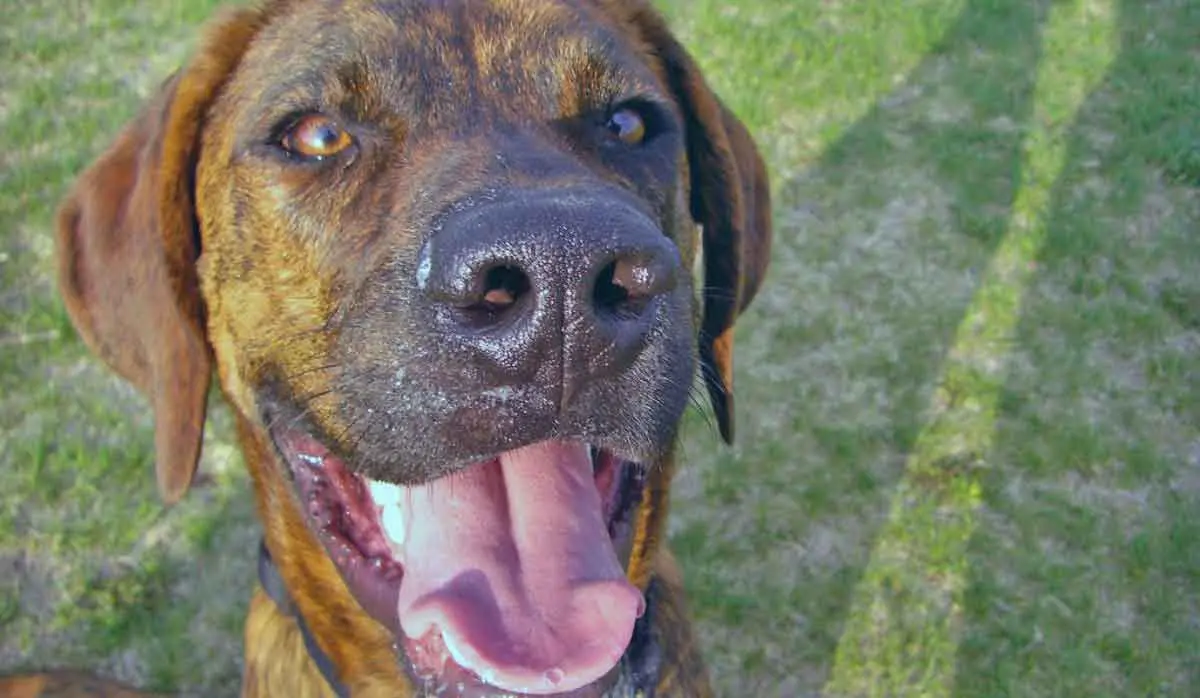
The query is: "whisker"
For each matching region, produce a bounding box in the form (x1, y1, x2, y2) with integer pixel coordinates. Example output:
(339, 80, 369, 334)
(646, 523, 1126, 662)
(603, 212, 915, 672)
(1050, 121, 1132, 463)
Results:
(693, 286, 739, 301)
(689, 392, 719, 437)
(694, 360, 728, 398)
(286, 390, 339, 428)
(285, 362, 343, 382)
(240, 326, 329, 354)
(695, 327, 726, 344)
(346, 409, 379, 460)
(329, 412, 367, 454)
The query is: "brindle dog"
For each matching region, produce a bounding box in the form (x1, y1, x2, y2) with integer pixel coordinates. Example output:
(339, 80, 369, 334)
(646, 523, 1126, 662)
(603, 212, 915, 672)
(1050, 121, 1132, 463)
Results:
(2, 0, 771, 695)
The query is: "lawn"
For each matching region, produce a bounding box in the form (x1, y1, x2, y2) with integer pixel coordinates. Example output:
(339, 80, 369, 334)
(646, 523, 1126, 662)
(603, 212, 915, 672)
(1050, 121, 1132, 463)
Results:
(2, 0, 1197, 696)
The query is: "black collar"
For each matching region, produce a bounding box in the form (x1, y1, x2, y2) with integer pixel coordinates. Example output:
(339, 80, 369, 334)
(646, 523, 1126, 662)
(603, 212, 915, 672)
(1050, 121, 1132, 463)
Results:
(256, 539, 661, 697)
(257, 540, 350, 697)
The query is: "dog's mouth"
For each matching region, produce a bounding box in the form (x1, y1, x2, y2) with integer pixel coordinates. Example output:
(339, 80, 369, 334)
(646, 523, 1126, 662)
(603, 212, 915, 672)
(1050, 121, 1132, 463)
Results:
(273, 429, 648, 697)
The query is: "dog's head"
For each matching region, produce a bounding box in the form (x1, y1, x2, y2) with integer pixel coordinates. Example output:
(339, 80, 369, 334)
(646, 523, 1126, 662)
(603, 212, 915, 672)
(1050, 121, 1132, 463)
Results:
(56, 0, 770, 694)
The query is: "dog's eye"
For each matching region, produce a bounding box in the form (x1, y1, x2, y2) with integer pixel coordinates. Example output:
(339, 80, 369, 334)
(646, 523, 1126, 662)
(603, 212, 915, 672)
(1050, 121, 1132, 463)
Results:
(606, 107, 646, 145)
(281, 114, 353, 160)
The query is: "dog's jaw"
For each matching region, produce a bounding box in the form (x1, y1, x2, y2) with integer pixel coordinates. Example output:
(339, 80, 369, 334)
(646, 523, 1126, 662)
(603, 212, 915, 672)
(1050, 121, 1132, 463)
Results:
(273, 427, 649, 696)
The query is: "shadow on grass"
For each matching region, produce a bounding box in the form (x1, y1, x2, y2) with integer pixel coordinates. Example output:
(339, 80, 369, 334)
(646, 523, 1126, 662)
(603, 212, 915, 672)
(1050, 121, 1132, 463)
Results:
(957, 0, 1200, 695)
(673, 0, 1057, 692)
(712, 0, 1199, 695)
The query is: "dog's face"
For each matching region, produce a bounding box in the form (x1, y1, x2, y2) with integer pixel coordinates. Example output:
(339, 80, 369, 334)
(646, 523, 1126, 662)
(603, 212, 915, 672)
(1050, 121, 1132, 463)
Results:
(56, 0, 770, 695)
(200, 0, 698, 481)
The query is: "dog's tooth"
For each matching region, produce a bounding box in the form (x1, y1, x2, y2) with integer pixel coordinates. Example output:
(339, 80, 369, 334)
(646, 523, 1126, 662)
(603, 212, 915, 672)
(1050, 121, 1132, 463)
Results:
(380, 503, 407, 546)
(367, 478, 402, 506)
(297, 453, 323, 467)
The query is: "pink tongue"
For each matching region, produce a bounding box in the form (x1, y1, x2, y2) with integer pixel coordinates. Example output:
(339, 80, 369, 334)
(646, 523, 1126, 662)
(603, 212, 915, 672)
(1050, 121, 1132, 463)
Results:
(395, 441, 643, 694)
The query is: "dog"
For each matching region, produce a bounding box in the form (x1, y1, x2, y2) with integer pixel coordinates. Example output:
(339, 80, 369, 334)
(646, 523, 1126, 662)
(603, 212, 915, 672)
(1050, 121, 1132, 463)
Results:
(3, 0, 771, 695)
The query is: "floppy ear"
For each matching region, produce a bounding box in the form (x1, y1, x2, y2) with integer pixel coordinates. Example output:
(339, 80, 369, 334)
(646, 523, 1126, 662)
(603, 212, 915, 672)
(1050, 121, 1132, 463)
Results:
(692, 101, 772, 445)
(55, 9, 267, 504)
(629, 7, 773, 443)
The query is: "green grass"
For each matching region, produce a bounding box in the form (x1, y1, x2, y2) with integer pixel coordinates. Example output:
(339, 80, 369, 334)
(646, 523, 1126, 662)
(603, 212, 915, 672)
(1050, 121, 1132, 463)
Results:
(2, 0, 1197, 696)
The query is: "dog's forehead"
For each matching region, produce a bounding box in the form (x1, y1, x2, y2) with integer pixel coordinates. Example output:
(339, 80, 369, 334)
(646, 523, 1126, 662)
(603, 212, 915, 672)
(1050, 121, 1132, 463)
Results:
(220, 0, 665, 128)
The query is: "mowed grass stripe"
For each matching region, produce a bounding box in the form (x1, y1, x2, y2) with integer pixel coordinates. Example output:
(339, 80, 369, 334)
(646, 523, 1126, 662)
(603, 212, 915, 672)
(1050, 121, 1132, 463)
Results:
(823, 1, 1119, 695)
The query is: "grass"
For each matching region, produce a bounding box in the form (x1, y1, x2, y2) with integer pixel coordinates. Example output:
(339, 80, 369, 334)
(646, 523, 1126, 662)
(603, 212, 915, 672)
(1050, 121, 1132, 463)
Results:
(1, 0, 1197, 696)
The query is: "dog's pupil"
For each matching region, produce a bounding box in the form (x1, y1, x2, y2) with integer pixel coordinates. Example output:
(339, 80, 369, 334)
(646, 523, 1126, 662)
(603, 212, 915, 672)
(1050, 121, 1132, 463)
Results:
(290, 115, 346, 156)
(310, 123, 339, 149)
(608, 108, 644, 143)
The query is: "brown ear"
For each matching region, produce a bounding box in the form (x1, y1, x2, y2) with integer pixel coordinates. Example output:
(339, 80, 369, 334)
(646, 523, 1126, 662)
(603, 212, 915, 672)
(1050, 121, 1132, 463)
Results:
(627, 6, 773, 443)
(55, 9, 267, 504)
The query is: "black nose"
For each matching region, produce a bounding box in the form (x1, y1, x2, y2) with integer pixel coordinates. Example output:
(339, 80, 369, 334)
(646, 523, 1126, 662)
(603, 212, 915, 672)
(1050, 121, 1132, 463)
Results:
(418, 190, 682, 394)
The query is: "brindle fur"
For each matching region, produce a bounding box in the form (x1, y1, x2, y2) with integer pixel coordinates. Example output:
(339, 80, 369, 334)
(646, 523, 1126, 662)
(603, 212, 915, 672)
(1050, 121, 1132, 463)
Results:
(5, 1, 771, 696)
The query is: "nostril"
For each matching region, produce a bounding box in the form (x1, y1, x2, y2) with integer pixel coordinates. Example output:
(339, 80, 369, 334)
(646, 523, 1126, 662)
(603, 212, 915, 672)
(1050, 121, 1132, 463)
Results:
(611, 258, 656, 298)
(445, 263, 531, 329)
(479, 264, 530, 311)
(593, 257, 658, 316)
(593, 261, 628, 313)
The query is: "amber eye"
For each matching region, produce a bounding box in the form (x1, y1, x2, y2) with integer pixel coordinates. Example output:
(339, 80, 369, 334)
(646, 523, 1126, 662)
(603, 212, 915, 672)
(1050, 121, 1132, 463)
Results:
(281, 114, 353, 159)
(606, 107, 646, 145)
